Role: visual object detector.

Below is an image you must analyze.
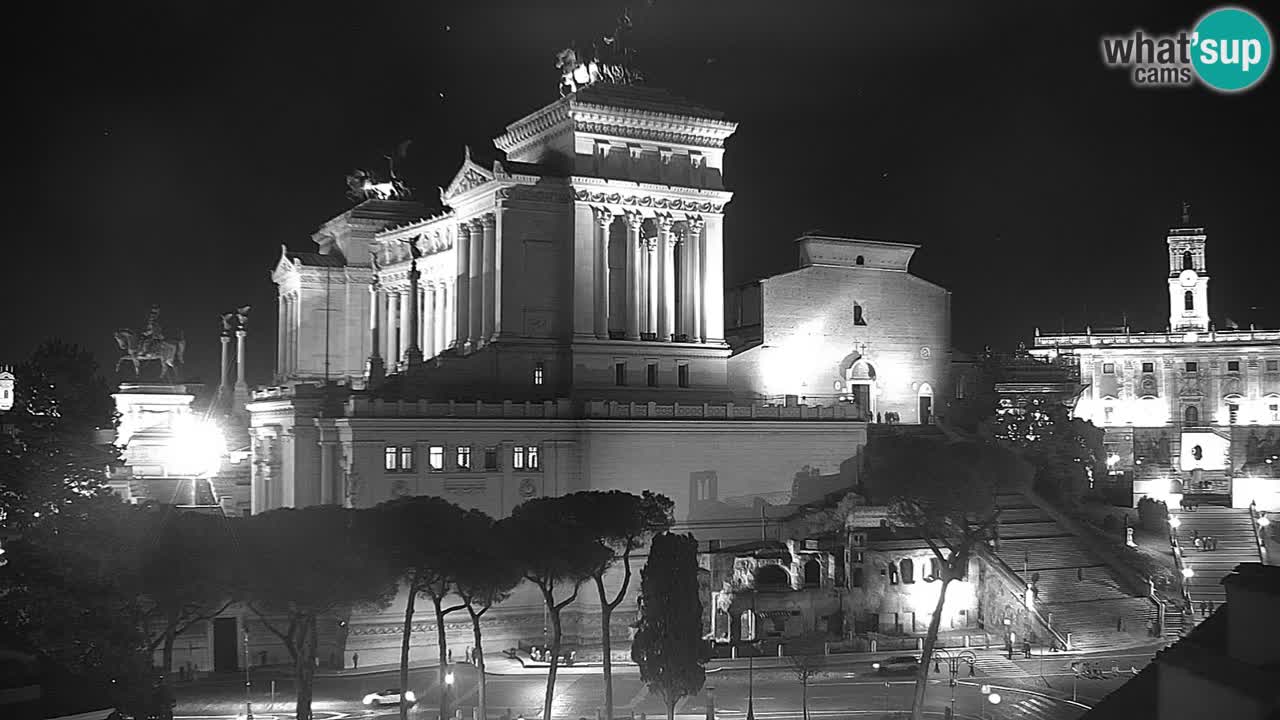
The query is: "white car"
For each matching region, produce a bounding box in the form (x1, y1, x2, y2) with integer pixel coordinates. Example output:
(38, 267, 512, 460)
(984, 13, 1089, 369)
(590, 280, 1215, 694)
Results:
(363, 688, 417, 706)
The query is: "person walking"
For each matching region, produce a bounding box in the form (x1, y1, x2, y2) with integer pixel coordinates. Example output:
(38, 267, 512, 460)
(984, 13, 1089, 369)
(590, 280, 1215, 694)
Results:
(352, 652, 359, 670)
(1022, 639, 1032, 659)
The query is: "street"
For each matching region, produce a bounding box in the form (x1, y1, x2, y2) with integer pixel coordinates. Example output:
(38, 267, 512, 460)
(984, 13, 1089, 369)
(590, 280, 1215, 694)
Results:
(173, 648, 1158, 720)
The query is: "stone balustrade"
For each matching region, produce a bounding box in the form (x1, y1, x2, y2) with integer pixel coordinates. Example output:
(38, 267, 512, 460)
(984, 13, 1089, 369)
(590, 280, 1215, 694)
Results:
(583, 399, 864, 420)
(1036, 328, 1280, 348)
(346, 398, 573, 418)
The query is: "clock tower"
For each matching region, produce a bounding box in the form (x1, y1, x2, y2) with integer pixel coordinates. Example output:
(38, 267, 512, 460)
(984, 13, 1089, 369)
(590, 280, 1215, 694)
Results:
(1167, 205, 1209, 333)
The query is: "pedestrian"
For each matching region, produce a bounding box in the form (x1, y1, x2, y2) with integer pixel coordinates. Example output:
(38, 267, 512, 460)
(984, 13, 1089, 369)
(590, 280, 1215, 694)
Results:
(1194, 537, 1203, 550)
(1207, 600, 1216, 615)
(1049, 637, 1058, 653)
(1212, 536, 1219, 551)
(1200, 601, 1209, 617)
(1191, 530, 1198, 541)
(1022, 639, 1032, 659)
(352, 652, 359, 670)
(1116, 616, 1123, 632)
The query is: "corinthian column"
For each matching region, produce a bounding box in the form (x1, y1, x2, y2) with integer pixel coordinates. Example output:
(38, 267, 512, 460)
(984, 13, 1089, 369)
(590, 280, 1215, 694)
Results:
(646, 237, 659, 337)
(625, 213, 643, 341)
(469, 218, 484, 349)
(387, 290, 400, 363)
(658, 216, 676, 342)
(594, 208, 613, 339)
(688, 217, 706, 343)
(366, 283, 384, 386)
(456, 223, 472, 351)
(276, 294, 286, 379)
(480, 213, 497, 343)
(404, 258, 423, 367)
(423, 283, 435, 359)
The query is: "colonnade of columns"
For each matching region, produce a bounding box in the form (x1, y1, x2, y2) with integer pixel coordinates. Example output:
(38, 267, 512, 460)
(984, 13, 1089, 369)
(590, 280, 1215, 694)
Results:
(276, 290, 302, 376)
(369, 278, 456, 368)
(592, 209, 711, 343)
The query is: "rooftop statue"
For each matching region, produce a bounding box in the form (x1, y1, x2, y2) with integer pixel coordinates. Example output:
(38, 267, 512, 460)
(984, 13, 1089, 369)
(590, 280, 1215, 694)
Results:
(115, 305, 186, 382)
(557, 6, 644, 96)
(346, 142, 413, 202)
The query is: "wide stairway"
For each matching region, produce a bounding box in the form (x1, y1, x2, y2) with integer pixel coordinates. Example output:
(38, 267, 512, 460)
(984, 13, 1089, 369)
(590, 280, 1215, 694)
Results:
(1169, 506, 1262, 617)
(993, 493, 1158, 650)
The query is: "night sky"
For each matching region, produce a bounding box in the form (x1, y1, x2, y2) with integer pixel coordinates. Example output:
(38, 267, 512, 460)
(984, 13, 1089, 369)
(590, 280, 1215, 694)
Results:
(6, 1, 1278, 391)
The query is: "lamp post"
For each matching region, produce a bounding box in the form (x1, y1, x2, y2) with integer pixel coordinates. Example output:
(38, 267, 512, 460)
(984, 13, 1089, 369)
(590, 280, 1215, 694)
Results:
(932, 649, 976, 719)
(243, 629, 253, 720)
(746, 593, 756, 720)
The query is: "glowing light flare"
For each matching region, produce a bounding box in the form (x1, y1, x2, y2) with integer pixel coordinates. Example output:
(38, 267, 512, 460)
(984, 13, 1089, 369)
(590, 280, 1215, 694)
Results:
(1169, 516, 1181, 529)
(168, 415, 226, 477)
(1258, 515, 1271, 528)
(987, 693, 1002, 705)
(1182, 566, 1195, 579)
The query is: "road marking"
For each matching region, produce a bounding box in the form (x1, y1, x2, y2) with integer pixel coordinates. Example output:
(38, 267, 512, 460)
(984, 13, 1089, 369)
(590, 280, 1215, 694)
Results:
(957, 680, 1092, 710)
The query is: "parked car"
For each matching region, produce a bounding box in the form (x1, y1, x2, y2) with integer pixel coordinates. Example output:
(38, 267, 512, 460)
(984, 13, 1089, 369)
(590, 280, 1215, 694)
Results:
(363, 688, 417, 706)
(872, 655, 920, 674)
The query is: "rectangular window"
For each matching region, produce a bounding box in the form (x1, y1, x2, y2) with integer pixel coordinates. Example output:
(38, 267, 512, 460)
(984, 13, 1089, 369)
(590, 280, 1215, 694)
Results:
(385, 446, 398, 471)
(513, 446, 525, 470)
(398, 446, 415, 472)
(1228, 360, 1241, 372)
(1103, 363, 1115, 374)
(385, 446, 414, 472)
(456, 446, 472, 470)
(955, 379, 966, 399)
(647, 362, 658, 387)
(533, 362, 545, 386)
(1186, 361, 1198, 373)
(527, 444, 540, 470)
(1269, 360, 1279, 372)
(615, 362, 627, 386)
(1104, 406, 1114, 423)
(1142, 362, 1155, 373)
(678, 364, 690, 388)
(1271, 404, 1279, 422)
(1228, 404, 1239, 425)
(428, 446, 445, 471)
(484, 447, 498, 470)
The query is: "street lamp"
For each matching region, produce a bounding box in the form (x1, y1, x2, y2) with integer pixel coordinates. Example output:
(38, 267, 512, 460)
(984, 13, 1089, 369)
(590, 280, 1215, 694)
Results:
(746, 594, 757, 720)
(1169, 516, 1182, 529)
(1182, 566, 1195, 579)
(932, 649, 976, 719)
(243, 629, 253, 720)
(1258, 515, 1271, 528)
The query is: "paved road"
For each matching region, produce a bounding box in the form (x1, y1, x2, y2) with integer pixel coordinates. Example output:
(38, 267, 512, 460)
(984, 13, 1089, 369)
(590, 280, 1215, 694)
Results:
(173, 649, 1158, 720)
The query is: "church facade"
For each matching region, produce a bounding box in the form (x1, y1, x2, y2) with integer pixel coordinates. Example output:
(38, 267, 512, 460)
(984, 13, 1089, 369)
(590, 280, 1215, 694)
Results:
(1031, 216, 1280, 511)
(243, 82, 955, 666)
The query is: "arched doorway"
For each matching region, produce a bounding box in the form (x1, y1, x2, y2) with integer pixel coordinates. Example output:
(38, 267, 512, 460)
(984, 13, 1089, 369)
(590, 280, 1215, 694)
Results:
(840, 355, 877, 420)
(917, 382, 934, 424)
(803, 558, 821, 587)
(1184, 405, 1200, 426)
(755, 564, 790, 590)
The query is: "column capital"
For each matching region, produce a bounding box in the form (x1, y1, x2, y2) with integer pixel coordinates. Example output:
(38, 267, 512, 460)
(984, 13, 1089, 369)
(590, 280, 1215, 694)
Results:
(479, 213, 497, 229)
(458, 221, 474, 237)
(657, 214, 676, 232)
(626, 211, 645, 231)
(686, 215, 705, 233)
(643, 236, 660, 252)
(594, 206, 615, 229)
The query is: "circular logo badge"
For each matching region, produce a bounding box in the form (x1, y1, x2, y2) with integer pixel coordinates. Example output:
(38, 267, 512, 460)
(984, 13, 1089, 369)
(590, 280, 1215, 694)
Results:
(1192, 7, 1273, 92)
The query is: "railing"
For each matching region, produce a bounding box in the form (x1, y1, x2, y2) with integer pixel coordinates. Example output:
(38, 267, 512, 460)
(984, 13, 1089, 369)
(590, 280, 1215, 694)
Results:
(583, 399, 866, 421)
(973, 543, 1069, 651)
(347, 397, 573, 418)
(1250, 500, 1270, 561)
(1036, 328, 1280, 347)
(1167, 517, 1193, 610)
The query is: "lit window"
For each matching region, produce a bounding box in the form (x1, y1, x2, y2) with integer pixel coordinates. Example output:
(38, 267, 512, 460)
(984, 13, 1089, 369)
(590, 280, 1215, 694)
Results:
(527, 445, 540, 470)
(1185, 291, 1194, 311)
(514, 446, 525, 469)
(456, 446, 472, 470)
(398, 446, 415, 472)
(1186, 362, 1198, 373)
(647, 363, 658, 387)
(534, 362, 545, 386)
(385, 446, 397, 471)
(1104, 406, 1114, 423)
(1228, 404, 1239, 425)
(428, 446, 444, 471)
(1142, 362, 1154, 373)
(484, 447, 498, 470)
(1228, 360, 1241, 372)
(1270, 404, 1279, 422)
(1268, 360, 1279, 372)
(385, 446, 414, 472)
(1103, 363, 1115, 374)
(678, 364, 690, 388)
(615, 362, 627, 386)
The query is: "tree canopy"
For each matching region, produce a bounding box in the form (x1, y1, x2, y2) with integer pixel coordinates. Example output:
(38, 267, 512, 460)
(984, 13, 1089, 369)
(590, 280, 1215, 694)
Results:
(631, 532, 705, 720)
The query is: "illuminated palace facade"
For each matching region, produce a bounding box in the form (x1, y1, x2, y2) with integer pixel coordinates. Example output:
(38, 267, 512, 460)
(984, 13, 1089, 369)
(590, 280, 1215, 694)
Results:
(243, 82, 955, 667)
(1031, 218, 1280, 511)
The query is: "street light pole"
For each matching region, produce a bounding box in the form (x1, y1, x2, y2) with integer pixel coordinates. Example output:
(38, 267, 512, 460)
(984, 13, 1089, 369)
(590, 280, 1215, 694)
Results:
(243, 629, 253, 720)
(746, 594, 756, 720)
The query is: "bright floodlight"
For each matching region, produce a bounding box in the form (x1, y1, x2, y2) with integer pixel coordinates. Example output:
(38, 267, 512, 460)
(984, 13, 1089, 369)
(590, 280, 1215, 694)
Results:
(987, 693, 1002, 705)
(445, 671, 455, 685)
(1169, 516, 1182, 529)
(1258, 516, 1271, 527)
(169, 415, 226, 476)
(1182, 566, 1195, 579)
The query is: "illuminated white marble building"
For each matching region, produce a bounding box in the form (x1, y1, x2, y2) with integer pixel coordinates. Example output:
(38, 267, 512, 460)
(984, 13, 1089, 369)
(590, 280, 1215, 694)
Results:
(244, 81, 956, 667)
(1032, 215, 1280, 509)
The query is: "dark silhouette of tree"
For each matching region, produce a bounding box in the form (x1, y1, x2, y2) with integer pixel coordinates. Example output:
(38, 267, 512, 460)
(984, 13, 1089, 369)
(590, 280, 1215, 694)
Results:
(503, 497, 609, 720)
(995, 402, 1105, 502)
(631, 532, 705, 720)
(0, 340, 118, 530)
(453, 514, 522, 720)
(564, 490, 674, 720)
(138, 506, 236, 687)
(240, 506, 397, 720)
(374, 496, 474, 720)
(861, 432, 1031, 720)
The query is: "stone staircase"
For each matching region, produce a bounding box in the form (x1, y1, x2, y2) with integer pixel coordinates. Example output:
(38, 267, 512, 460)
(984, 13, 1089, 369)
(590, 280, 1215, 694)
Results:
(993, 493, 1157, 650)
(1170, 505, 1262, 614)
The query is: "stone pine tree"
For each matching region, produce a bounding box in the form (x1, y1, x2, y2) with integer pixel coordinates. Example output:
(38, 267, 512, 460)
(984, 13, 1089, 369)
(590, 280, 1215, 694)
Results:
(565, 490, 674, 720)
(631, 532, 706, 720)
(503, 497, 609, 720)
(374, 497, 475, 720)
(241, 506, 398, 720)
(453, 514, 522, 720)
(861, 432, 1031, 720)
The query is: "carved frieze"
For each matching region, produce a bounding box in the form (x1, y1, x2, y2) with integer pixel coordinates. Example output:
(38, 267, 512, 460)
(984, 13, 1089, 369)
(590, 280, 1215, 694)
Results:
(574, 121, 726, 149)
(573, 189, 723, 213)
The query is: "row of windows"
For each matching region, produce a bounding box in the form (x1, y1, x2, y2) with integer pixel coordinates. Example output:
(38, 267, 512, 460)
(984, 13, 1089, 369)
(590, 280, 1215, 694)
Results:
(1102, 359, 1279, 375)
(614, 361, 691, 388)
(1101, 403, 1280, 424)
(385, 444, 541, 472)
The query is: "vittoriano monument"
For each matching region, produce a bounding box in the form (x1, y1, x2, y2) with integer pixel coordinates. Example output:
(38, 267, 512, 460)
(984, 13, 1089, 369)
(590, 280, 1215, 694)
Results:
(115, 305, 186, 382)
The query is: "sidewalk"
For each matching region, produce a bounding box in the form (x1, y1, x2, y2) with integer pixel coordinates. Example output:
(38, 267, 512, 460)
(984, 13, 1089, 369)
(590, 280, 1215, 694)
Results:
(311, 635, 1167, 679)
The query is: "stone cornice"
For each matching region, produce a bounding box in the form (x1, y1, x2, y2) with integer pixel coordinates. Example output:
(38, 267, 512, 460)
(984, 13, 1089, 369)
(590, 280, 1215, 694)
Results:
(494, 102, 573, 155)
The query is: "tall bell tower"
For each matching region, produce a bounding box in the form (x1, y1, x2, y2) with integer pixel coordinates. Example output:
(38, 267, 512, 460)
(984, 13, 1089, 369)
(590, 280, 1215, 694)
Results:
(1167, 203, 1210, 333)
